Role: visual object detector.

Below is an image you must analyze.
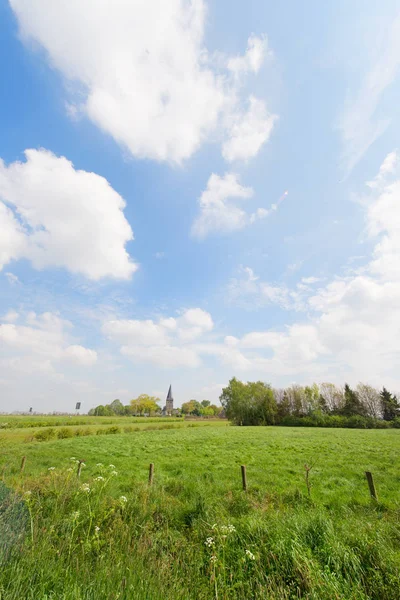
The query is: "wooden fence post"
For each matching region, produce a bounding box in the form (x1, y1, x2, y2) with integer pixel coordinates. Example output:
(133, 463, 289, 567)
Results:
(365, 471, 378, 500)
(148, 463, 154, 485)
(77, 460, 84, 478)
(20, 456, 27, 473)
(241, 465, 247, 491)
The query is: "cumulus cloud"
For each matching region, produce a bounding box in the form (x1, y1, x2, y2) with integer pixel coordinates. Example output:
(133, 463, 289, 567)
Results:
(102, 308, 213, 368)
(64, 345, 98, 366)
(222, 152, 400, 384)
(222, 96, 277, 162)
(191, 173, 253, 239)
(192, 178, 287, 239)
(0, 311, 97, 370)
(227, 34, 269, 76)
(10, 1, 273, 164)
(0, 149, 136, 279)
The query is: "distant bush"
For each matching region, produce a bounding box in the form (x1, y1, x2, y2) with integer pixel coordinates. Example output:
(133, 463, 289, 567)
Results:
(74, 428, 92, 437)
(57, 428, 74, 439)
(34, 428, 56, 442)
(96, 425, 121, 435)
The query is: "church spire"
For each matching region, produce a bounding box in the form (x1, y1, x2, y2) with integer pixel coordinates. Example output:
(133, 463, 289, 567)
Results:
(164, 384, 174, 415)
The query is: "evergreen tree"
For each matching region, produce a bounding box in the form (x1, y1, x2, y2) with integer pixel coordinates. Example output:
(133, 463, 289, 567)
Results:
(340, 384, 366, 417)
(380, 387, 400, 421)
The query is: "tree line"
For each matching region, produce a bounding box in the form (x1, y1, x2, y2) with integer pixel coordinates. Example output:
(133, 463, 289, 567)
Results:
(220, 378, 400, 428)
(88, 395, 222, 417)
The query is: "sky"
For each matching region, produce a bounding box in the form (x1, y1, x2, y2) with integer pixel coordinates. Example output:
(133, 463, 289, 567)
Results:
(1, 0, 400, 413)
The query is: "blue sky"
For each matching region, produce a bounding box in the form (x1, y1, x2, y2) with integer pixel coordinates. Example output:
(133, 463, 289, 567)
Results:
(1, 0, 400, 412)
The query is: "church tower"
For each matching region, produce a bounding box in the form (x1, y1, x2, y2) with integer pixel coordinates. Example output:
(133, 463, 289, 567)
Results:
(164, 384, 174, 416)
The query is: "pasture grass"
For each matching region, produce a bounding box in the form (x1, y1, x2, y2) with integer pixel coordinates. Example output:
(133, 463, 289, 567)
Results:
(1, 423, 400, 599)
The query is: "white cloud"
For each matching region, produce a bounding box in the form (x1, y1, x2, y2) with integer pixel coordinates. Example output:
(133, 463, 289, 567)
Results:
(192, 180, 287, 239)
(64, 345, 98, 366)
(191, 173, 253, 239)
(102, 319, 170, 347)
(222, 96, 277, 162)
(2, 310, 19, 323)
(121, 345, 201, 369)
(227, 152, 400, 383)
(10, 2, 273, 164)
(338, 13, 400, 172)
(103, 308, 213, 368)
(0, 311, 97, 369)
(227, 266, 306, 311)
(0, 149, 136, 279)
(4, 272, 20, 285)
(227, 34, 269, 76)
(366, 150, 399, 189)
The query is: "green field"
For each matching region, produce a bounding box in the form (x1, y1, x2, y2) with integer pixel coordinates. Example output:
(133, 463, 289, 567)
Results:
(1, 420, 400, 599)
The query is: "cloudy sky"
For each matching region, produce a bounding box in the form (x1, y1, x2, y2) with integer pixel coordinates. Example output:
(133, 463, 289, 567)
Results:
(1, 0, 400, 413)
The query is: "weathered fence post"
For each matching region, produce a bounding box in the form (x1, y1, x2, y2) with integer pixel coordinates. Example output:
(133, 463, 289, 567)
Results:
(365, 471, 378, 500)
(148, 463, 154, 485)
(20, 456, 27, 473)
(241, 465, 247, 491)
(77, 460, 84, 478)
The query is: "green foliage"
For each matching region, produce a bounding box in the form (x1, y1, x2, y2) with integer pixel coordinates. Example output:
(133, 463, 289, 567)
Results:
(57, 427, 74, 439)
(380, 387, 400, 421)
(33, 428, 56, 442)
(220, 378, 277, 425)
(130, 394, 161, 416)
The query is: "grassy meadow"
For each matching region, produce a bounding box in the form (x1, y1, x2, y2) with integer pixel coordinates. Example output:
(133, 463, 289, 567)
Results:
(1, 419, 400, 599)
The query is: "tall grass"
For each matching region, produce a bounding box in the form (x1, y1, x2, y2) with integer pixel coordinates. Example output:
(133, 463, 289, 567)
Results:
(1, 426, 400, 598)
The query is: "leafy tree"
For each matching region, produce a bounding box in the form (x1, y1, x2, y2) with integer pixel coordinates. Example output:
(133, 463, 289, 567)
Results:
(380, 387, 400, 421)
(340, 384, 366, 417)
(181, 400, 202, 416)
(319, 383, 344, 413)
(220, 378, 276, 425)
(201, 400, 210, 408)
(109, 399, 125, 415)
(356, 384, 381, 418)
(130, 394, 161, 416)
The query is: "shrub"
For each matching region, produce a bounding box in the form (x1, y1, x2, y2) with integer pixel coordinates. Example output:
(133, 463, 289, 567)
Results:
(33, 428, 56, 442)
(57, 427, 74, 439)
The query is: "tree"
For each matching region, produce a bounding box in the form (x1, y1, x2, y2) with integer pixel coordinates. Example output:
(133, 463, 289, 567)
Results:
(304, 384, 320, 414)
(319, 383, 344, 413)
(340, 384, 366, 417)
(380, 387, 400, 421)
(130, 394, 160, 416)
(109, 399, 125, 415)
(219, 378, 277, 425)
(356, 384, 381, 418)
(181, 400, 202, 416)
(201, 400, 210, 408)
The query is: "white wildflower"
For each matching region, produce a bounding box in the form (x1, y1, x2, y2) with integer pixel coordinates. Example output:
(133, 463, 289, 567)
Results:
(80, 483, 91, 493)
(245, 550, 255, 560)
(70, 457, 76, 461)
(24, 490, 32, 497)
(210, 555, 217, 563)
(109, 464, 116, 469)
(48, 467, 56, 471)
(94, 526, 100, 533)
(72, 511, 80, 520)
(94, 476, 105, 482)
(119, 496, 128, 504)
(205, 537, 215, 547)
(96, 463, 104, 467)
(111, 471, 118, 476)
